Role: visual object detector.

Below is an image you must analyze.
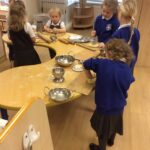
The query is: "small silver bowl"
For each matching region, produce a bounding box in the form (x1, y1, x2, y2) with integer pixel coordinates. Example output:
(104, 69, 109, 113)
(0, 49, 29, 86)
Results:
(55, 55, 75, 67)
(52, 67, 65, 83)
(49, 88, 71, 102)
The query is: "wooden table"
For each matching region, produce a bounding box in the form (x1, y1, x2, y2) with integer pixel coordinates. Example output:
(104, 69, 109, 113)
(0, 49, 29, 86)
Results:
(1, 33, 99, 110)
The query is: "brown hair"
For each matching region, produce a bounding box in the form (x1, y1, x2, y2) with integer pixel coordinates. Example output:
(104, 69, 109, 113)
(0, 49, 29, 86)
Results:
(103, 0, 118, 14)
(105, 38, 134, 65)
(8, 0, 26, 31)
(49, 7, 62, 17)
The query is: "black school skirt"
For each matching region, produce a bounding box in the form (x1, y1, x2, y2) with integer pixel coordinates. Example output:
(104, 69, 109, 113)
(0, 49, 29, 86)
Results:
(14, 50, 41, 67)
(90, 110, 123, 139)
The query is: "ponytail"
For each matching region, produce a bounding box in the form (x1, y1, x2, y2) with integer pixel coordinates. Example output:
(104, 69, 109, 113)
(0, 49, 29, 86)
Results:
(128, 16, 135, 45)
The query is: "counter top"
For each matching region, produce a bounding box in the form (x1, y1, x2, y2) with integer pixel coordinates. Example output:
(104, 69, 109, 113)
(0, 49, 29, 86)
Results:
(1, 33, 99, 110)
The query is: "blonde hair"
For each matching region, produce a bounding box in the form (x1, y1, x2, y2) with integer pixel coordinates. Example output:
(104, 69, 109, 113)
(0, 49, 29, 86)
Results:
(120, 0, 137, 18)
(119, 0, 137, 43)
(103, 0, 118, 14)
(105, 38, 134, 65)
(8, 0, 26, 31)
(49, 7, 62, 17)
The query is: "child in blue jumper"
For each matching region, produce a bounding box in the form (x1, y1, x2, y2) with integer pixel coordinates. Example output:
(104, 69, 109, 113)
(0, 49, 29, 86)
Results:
(91, 0, 119, 43)
(100, 0, 140, 73)
(83, 39, 135, 150)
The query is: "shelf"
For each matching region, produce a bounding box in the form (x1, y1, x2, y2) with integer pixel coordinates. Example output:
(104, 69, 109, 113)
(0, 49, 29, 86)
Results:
(72, 24, 93, 28)
(73, 15, 93, 19)
(74, 6, 92, 9)
(72, 5, 94, 29)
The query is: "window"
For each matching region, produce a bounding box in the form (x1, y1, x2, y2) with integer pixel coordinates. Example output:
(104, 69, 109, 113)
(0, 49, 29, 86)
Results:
(74, 0, 123, 4)
(0, 0, 9, 11)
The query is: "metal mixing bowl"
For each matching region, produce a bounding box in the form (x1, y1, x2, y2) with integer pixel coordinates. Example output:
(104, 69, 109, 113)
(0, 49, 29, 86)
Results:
(49, 88, 71, 102)
(55, 55, 75, 67)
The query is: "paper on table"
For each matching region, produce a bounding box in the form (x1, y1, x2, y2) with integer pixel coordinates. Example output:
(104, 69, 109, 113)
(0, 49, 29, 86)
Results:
(68, 71, 95, 95)
(0, 118, 8, 130)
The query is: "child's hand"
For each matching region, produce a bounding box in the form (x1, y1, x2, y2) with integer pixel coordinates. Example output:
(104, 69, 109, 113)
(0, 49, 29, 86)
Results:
(48, 28, 53, 33)
(91, 30, 96, 37)
(53, 28, 58, 34)
(98, 42, 105, 49)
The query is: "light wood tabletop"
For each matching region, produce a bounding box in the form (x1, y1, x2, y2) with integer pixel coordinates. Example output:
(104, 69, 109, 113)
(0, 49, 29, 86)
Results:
(1, 33, 100, 110)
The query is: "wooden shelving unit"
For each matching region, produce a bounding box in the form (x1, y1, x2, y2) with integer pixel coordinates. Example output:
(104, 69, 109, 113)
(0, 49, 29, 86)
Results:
(72, 5, 94, 29)
(0, 11, 7, 32)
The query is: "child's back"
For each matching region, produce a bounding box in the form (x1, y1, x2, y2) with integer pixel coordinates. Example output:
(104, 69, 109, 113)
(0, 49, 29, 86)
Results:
(84, 58, 134, 114)
(8, 1, 41, 67)
(9, 26, 41, 66)
(112, 0, 140, 71)
(112, 26, 140, 69)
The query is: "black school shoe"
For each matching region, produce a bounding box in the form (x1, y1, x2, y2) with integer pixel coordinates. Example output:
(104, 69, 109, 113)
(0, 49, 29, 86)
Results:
(89, 143, 100, 150)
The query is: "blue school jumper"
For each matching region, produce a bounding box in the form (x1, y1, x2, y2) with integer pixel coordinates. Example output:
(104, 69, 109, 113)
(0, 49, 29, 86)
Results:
(83, 58, 134, 114)
(9, 29, 41, 67)
(94, 15, 119, 42)
(111, 26, 140, 70)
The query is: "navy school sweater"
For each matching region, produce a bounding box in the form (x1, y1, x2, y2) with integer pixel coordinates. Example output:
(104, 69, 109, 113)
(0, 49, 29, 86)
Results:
(112, 26, 140, 59)
(83, 58, 135, 114)
(94, 15, 120, 43)
(111, 26, 140, 70)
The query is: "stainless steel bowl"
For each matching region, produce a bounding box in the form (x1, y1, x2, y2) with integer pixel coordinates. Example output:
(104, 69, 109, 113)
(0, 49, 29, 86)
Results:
(49, 88, 71, 102)
(55, 55, 75, 67)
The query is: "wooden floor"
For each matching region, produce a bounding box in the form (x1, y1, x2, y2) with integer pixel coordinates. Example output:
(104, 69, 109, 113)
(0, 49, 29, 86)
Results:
(0, 28, 150, 149)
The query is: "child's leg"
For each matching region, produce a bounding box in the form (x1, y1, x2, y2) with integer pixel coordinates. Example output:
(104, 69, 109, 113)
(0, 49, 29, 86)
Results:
(7, 44, 15, 68)
(89, 143, 100, 150)
(7, 45, 15, 61)
(1, 108, 8, 120)
(98, 134, 108, 150)
(48, 48, 56, 59)
(89, 132, 108, 150)
(107, 133, 116, 146)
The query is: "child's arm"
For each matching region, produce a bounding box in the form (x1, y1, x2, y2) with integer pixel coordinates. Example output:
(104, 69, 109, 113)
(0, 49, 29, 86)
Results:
(85, 70, 94, 79)
(53, 27, 66, 34)
(43, 20, 53, 33)
(99, 42, 105, 49)
(44, 25, 53, 33)
(25, 22, 36, 42)
(53, 21, 66, 34)
(91, 30, 96, 37)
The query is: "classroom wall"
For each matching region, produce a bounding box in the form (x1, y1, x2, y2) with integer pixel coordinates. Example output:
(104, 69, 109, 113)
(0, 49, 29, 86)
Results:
(23, 0, 40, 22)
(136, 0, 150, 67)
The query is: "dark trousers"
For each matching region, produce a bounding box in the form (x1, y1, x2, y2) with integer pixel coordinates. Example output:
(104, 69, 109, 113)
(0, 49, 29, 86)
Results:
(0, 108, 8, 120)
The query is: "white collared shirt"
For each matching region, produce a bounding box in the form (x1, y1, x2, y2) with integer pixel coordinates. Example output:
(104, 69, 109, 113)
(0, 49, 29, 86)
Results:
(24, 22, 36, 38)
(102, 15, 113, 21)
(118, 23, 131, 30)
